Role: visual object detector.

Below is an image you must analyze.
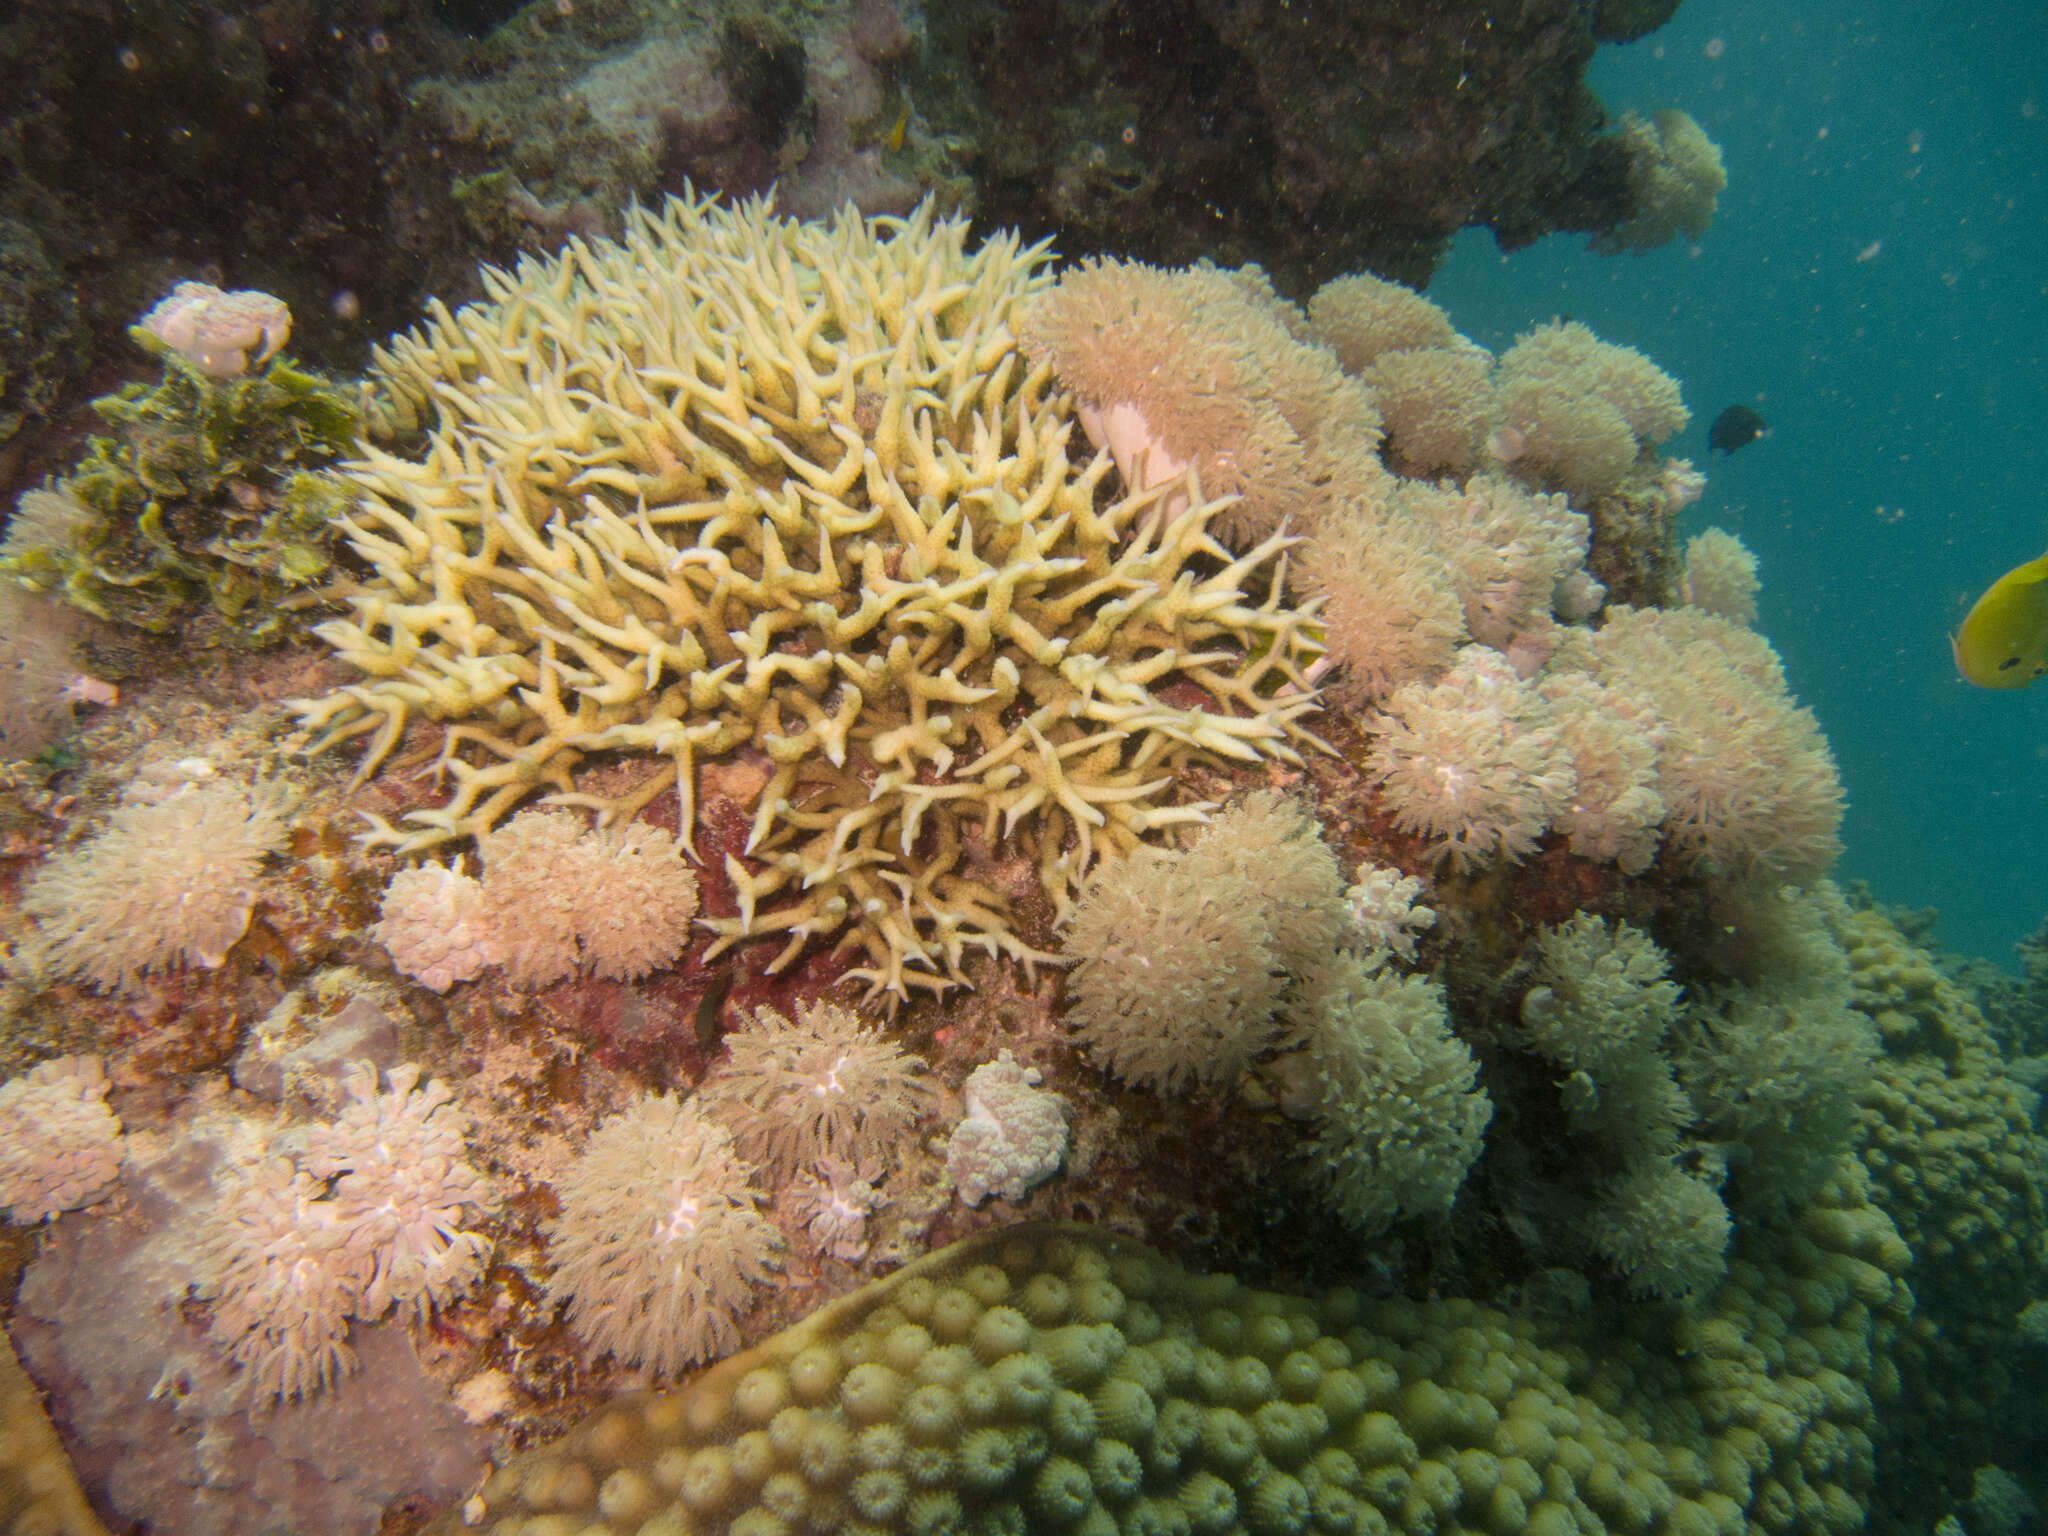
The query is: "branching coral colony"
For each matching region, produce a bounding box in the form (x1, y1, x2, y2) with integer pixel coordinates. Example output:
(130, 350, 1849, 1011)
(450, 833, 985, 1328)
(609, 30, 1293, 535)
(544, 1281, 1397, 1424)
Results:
(292, 193, 1323, 1000)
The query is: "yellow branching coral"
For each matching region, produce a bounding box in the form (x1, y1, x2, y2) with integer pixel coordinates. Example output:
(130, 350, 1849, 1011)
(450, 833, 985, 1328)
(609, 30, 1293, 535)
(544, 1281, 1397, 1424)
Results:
(293, 193, 1324, 1000)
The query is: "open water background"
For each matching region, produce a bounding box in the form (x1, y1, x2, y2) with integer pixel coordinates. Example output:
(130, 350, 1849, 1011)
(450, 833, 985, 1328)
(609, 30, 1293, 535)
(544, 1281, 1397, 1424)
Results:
(1428, 0, 2048, 965)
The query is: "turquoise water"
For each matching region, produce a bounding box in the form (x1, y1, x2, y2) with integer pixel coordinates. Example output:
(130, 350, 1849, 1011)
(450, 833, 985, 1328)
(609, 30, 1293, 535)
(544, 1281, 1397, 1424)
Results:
(1431, 0, 2048, 965)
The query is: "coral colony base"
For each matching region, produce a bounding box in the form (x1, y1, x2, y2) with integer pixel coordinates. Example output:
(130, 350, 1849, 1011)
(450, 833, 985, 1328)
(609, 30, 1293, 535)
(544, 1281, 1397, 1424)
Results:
(0, 194, 2037, 1536)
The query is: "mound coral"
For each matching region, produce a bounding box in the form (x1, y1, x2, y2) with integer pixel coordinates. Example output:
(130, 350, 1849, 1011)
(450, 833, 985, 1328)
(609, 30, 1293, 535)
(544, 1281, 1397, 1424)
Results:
(135, 282, 293, 379)
(435, 1209, 1909, 1536)
(1365, 647, 1576, 872)
(0, 1056, 124, 1224)
(542, 1093, 783, 1377)
(945, 1050, 1070, 1206)
(1017, 255, 1387, 544)
(294, 194, 1323, 1001)
(20, 776, 290, 989)
(701, 999, 937, 1178)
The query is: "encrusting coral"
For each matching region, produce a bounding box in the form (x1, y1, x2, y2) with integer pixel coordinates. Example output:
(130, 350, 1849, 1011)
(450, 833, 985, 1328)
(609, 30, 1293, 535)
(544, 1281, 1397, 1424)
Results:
(293, 192, 1323, 1001)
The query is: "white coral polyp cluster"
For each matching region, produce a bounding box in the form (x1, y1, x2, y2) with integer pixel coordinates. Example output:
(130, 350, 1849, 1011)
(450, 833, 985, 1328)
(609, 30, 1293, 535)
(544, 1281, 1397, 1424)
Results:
(543, 1094, 782, 1377)
(295, 193, 1322, 1003)
(945, 1050, 1070, 1206)
(0, 1056, 124, 1224)
(700, 999, 937, 1178)
(1342, 863, 1436, 962)
(21, 777, 290, 989)
(195, 1061, 494, 1404)
(1366, 647, 1576, 873)
(371, 808, 698, 990)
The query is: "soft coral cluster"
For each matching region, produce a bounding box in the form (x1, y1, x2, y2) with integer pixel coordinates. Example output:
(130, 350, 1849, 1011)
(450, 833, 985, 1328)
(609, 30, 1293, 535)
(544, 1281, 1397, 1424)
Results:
(195, 1062, 494, 1404)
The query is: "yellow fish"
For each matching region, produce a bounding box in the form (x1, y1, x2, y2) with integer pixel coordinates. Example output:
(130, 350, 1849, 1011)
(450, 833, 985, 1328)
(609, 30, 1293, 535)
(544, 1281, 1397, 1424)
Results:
(1953, 548, 2048, 688)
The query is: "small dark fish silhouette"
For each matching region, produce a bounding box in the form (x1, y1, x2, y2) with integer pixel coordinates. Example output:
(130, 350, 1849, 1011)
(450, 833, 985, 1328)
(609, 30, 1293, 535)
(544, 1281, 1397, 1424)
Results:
(1708, 404, 1770, 454)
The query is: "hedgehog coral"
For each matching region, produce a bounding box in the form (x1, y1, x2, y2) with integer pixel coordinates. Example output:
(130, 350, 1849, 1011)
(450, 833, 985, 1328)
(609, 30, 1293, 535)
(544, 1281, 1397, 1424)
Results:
(543, 1093, 783, 1376)
(194, 1061, 494, 1403)
(197, 1160, 363, 1404)
(1539, 672, 1666, 874)
(1359, 345, 1500, 479)
(294, 194, 1323, 1003)
(784, 1156, 888, 1261)
(1595, 110, 1728, 255)
(945, 1050, 1070, 1206)
(1305, 272, 1460, 371)
(1403, 473, 1597, 651)
(1681, 527, 1761, 627)
(0, 1056, 123, 1224)
(703, 1000, 938, 1178)
(1588, 606, 1842, 881)
(1342, 863, 1436, 961)
(369, 858, 493, 993)
(1365, 646, 1576, 872)
(1299, 495, 1466, 702)
(1587, 1161, 1733, 1299)
(1060, 840, 1284, 1092)
(1062, 795, 1344, 1091)
(20, 777, 290, 989)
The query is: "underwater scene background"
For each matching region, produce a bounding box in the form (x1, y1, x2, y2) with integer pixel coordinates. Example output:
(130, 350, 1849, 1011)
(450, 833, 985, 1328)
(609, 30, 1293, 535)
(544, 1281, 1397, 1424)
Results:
(0, 1, 2041, 1535)
(1429, 0, 2048, 961)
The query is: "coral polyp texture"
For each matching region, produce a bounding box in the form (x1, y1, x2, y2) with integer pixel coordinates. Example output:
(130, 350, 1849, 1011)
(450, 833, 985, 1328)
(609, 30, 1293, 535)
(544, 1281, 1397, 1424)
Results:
(194, 1062, 494, 1404)
(701, 999, 938, 1178)
(0, 1056, 123, 1225)
(294, 192, 1322, 1000)
(436, 1214, 1907, 1536)
(543, 1093, 784, 1378)
(19, 776, 290, 989)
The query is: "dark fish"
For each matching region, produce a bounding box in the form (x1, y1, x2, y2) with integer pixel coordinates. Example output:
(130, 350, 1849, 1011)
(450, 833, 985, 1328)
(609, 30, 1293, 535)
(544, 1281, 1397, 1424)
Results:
(1708, 404, 1770, 454)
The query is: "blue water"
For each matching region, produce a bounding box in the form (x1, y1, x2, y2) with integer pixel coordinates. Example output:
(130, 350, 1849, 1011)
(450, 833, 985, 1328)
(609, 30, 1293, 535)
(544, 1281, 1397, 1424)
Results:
(1428, 0, 2048, 966)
